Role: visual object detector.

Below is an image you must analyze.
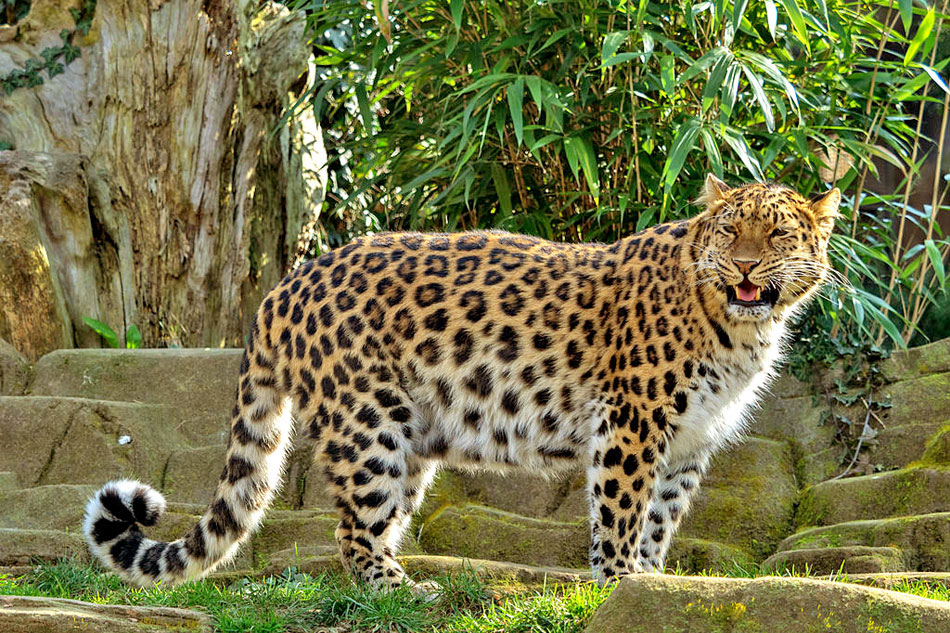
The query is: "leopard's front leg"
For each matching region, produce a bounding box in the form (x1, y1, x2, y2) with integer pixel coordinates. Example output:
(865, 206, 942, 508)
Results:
(637, 451, 710, 572)
(587, 402, 664, 584)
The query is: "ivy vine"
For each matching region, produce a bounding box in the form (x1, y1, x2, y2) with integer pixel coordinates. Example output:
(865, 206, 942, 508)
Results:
(1, 0, 96, 96)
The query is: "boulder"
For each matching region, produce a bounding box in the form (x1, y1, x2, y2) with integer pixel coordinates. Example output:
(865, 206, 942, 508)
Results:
(761, 546, 906, 574)
(30, 349, 243, 444)
(797, 468, 950, 527)
(778, 513, 950, 572)
(584, 575, 950, 633)
(0, 338, 30, 395)
(0, 595, 211, 633)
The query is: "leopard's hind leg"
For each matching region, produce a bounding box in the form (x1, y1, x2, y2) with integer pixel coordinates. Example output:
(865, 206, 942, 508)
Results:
(308, 389, 435, 590)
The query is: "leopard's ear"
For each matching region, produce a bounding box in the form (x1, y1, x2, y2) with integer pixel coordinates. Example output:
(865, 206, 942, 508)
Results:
(810, 188, 841, 242)
(696, 173, 730, 208)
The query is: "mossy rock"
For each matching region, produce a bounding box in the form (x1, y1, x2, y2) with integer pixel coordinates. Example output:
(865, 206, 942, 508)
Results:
(401, 554, 590, 587)
(0, 595, 212, 633)
(0, 338, 30, 396)
(418, 504, 589, 569)
(30, 349, 243, 444)
(778, 513, 950, 572)
(750, 395, 833, 453)
(0, 528, 87, 565)
(919, 426, 950, 466)
(880, 338, 950, 383)
(797, 468, 950, 527)
(666, 538, 754, 573)
(679, 437, 797, 559)
(584, 575, 950, 633)
(762, 546, 906, 575)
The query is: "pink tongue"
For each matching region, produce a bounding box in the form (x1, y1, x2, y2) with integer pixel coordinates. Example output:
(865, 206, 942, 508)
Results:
(737, 285, 758, 302)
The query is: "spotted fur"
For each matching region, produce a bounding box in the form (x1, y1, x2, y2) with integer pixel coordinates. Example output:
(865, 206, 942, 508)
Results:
(83, 175, 840, 588)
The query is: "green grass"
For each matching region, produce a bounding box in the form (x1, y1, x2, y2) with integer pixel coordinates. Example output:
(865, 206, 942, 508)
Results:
(0, 560, 614, 633)
(2, 559, 947, 632)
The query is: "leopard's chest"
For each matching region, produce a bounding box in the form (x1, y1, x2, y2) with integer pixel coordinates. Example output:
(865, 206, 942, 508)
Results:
(664, 342, 779, 463)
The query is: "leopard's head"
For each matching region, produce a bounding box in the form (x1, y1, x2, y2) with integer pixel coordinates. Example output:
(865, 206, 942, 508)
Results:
(691, 174, 840, 323)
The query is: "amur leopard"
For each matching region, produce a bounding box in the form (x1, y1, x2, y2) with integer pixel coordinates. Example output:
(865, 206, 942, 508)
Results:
(83, 175, 840, 590)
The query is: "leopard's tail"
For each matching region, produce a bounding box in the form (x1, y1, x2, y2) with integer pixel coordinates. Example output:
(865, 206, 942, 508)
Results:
(83, 329, 294, 586)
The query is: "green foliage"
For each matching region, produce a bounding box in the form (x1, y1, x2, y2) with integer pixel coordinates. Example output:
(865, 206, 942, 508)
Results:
(1, 0, 95, 96)
(293, 0, 950, 352)
(82, 317, 143, 349)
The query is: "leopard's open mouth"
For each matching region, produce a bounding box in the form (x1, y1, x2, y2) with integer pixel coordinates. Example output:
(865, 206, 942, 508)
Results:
(726, 278, 779, 308)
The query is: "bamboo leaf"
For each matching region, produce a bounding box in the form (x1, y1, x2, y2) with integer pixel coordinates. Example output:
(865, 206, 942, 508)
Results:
(732, 0, 750, 34)
(905, 8, 935, 65)
(778, 0, 811, 53)
(898, 0, 913, 33)
(507, 77, 525, 146)
(924, 239, 947, 289)
(765, 0, 778, 39)
(451, 0, 464, 29)
(355, 84, 373, 133)
(741, 65, 774, 132)
(663, 118, 702, 189)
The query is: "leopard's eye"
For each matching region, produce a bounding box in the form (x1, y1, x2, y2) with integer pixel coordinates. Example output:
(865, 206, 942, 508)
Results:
(719, 224, 738, 236)
(770, 227, 790, 239)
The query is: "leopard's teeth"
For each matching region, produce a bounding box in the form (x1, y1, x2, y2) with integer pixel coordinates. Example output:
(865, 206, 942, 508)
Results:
(754, 287, 761, 301)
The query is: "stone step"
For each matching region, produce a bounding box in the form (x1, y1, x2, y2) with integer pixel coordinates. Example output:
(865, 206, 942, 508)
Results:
(0, 595, 212, 633)
(421, 437, 795, 562)
(0, 397, 189, 488)
(797, 468, 950, 527)
(29, 349, 242, 443)
(251, 512, 339, 565)
(164, 442, 323, 509)
(847, 572, 950, 590)
(762, 546, 906, 575)
(870, 374, 950, 468)
(880, 338, 950, 383)
(920, 426, 950, 466)
(417, 504, 751, 573)
(778, 512, 950, 572)
(0, 529, 87, 565)
(585, 574, 950, 633)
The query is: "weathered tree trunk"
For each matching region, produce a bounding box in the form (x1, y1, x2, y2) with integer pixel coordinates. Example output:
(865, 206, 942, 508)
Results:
(0, 0, 325, 358)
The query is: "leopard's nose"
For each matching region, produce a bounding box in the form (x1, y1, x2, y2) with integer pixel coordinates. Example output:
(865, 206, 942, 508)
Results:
(733, 259, 760, 275)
